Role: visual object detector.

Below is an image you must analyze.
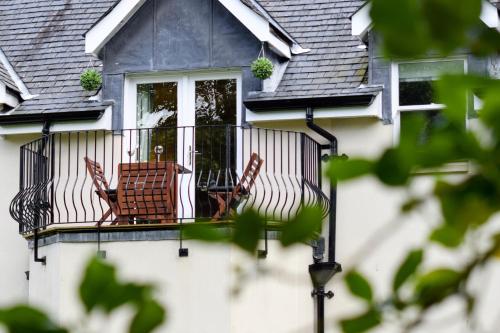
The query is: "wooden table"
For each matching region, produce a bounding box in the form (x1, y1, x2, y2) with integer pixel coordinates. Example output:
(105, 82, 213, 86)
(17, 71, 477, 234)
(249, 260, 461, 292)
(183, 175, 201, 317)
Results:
(116, 161, 190, 224)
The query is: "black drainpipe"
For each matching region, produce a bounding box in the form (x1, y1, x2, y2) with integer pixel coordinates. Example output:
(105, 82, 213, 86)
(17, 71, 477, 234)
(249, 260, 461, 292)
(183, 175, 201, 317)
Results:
(306, 107, 342, 333)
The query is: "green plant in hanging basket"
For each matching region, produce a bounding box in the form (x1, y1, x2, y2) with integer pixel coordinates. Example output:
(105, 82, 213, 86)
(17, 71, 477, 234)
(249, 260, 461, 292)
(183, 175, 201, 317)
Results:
(251, 57, 274, 80)
(80, 69, 102, 91)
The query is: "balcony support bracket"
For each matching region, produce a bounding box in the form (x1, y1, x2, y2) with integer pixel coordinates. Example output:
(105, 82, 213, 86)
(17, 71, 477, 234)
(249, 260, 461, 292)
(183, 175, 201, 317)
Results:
(33, 229, 46, 265)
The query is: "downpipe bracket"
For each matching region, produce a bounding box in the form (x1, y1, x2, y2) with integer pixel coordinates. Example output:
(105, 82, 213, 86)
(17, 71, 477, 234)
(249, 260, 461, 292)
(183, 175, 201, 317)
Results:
(322, 153, 348, 162)
(311, 289, 334, 299)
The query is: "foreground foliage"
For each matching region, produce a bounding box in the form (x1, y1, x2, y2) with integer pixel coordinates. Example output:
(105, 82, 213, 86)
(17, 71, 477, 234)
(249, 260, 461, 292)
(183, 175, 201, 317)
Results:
(0, 257, 165, 333)
(326, 0, 500, 332)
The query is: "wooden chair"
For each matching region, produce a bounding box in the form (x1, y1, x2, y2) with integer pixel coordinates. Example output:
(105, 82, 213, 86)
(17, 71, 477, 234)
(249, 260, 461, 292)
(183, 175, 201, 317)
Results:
(84, 157, 123, 225)
(208, 153, 264, 220)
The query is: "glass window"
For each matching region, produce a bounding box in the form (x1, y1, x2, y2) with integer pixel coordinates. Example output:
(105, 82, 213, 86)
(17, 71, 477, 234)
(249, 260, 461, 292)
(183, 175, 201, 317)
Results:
(399, 60, 464, 106)
(136, 82, 178, 161)
(397, 60, 466, 148)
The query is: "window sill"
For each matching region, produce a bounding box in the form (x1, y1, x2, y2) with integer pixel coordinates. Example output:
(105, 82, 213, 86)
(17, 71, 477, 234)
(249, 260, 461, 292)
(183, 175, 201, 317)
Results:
(412, 161, 469, 175)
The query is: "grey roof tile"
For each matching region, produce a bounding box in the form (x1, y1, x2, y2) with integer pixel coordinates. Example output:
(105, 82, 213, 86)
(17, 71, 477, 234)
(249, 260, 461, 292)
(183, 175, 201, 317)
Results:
(0, 0, 117, 115)
(251, 0, 376, 100)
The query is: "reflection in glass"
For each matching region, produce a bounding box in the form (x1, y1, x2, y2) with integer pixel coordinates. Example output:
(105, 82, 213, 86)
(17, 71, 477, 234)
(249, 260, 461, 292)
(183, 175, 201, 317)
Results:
(136, 82, 178, 161)
(194, 79, 237, 217)
(399, 60, 464, 106)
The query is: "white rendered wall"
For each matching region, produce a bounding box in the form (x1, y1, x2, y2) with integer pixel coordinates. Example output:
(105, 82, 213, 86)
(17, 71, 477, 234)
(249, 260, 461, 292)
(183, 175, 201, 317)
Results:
(0, 135, 34, 306)
(18, 116, 500, 333)
(28, 240, 314, 333)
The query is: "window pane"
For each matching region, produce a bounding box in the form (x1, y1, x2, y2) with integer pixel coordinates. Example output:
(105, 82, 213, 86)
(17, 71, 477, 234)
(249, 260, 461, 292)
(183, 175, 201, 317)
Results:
(194, 79, 237, 218)
(399, 80, 435, 106)
(399, 60, 464, 81)
(136, 82, 178, 161)
(399, 60, 464, 106)
(195, 79, 236, 126)
(137, 82, 178, 128)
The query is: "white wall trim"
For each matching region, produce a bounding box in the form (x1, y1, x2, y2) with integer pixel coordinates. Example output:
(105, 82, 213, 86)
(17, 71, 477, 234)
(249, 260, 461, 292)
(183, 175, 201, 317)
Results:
(0, 82, 20, 109)
(0, 48, 33, 100)
(352, 0, 500, 38)
(351, 2, 372, 39)
(85, 0, 146, 56)
(86, 0, 292, 59)
(124, 70, 243, 129)
(481, 0, 500, 29)
(262, 61, 289, 92)
(0, 106, 113, 135)
(246, 93, 382, 122)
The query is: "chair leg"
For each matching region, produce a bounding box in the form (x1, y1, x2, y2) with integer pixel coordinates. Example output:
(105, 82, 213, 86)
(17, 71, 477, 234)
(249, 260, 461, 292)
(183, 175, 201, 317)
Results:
(210, 194, 228, 221)
(96, 209, 112, 226)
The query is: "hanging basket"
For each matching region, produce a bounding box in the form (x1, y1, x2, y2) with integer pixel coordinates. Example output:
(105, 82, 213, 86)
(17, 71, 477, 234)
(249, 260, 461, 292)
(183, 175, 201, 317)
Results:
(80, 68, 102, 91)
(251, 57, 274, 80)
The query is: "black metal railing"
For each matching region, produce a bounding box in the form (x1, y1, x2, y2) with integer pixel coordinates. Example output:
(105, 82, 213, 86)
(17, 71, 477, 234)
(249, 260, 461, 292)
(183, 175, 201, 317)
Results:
(10, 125, 330, 234)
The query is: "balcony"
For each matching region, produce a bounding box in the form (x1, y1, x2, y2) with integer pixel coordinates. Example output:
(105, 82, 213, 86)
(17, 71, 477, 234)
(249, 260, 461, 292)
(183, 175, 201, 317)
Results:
(10, 125, 330, 234)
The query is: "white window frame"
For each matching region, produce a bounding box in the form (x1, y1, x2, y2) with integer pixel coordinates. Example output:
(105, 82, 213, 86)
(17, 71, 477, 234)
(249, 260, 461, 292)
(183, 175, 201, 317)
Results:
(123, 70, 243, 130)
(391, 57, 468, 144)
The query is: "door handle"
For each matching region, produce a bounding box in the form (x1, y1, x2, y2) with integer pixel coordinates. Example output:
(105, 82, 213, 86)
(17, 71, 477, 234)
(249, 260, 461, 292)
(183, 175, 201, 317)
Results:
(188, 145, 199, 166)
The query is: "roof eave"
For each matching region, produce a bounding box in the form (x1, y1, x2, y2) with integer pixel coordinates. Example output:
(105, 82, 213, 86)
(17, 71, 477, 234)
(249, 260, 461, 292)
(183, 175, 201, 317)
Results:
(0, 110, 105, 125)
(86, 0, 295, 59)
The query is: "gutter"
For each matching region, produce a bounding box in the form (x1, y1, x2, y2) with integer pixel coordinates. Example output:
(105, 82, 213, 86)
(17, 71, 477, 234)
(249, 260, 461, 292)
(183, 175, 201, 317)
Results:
(244, 94, 376, 111)
(0, 109, 105, 125)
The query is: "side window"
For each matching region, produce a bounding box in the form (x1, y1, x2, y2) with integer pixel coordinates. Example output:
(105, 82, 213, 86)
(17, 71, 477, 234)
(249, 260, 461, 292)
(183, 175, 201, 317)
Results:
(396, 60, 466, 146)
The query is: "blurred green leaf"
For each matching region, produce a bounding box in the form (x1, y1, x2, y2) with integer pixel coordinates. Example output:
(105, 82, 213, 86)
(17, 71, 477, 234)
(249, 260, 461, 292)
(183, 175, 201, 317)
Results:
(371, 0, 483, 58)
(280, 206, 323, 247)
(182, 224, 230, 243)
(340, 308, 382, 333)
(422, 0, 481, 54)
(435, 176, 500, 229)
(430, 225, 465, 248)
(327, 159, 374, 181)
(345, 271, 373, 302)
(469, 26, 500, 56)
(0, 306, 67, 333)
(393, 249, 423, 293)
(371, 0, 428, 58)
(479, 84, 500, 137)
(233, 210, 264, 254)
(79, 256, 153, 313)
(374, 148, 412, 186)
(415, 268, 462, 307)
(401, 198, 423, 213)
(129, 300, 166, 333)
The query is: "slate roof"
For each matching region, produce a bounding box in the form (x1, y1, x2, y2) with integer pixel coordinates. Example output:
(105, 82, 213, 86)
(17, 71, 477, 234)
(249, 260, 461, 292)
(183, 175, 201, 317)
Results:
(0, 0, 117, 116)
(0, 52, 19, 93)
(249, 0, 380, 101)
(0, 0, 496, 117)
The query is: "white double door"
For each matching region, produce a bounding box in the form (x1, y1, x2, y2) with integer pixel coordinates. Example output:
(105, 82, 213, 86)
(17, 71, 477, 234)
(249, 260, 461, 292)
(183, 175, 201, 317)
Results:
(126, 73, 240, 219)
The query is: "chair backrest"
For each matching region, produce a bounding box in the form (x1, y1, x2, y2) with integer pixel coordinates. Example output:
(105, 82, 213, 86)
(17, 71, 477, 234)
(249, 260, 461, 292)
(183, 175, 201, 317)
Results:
(84, 157, 110, 192)
(234, 153, 263, 196)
